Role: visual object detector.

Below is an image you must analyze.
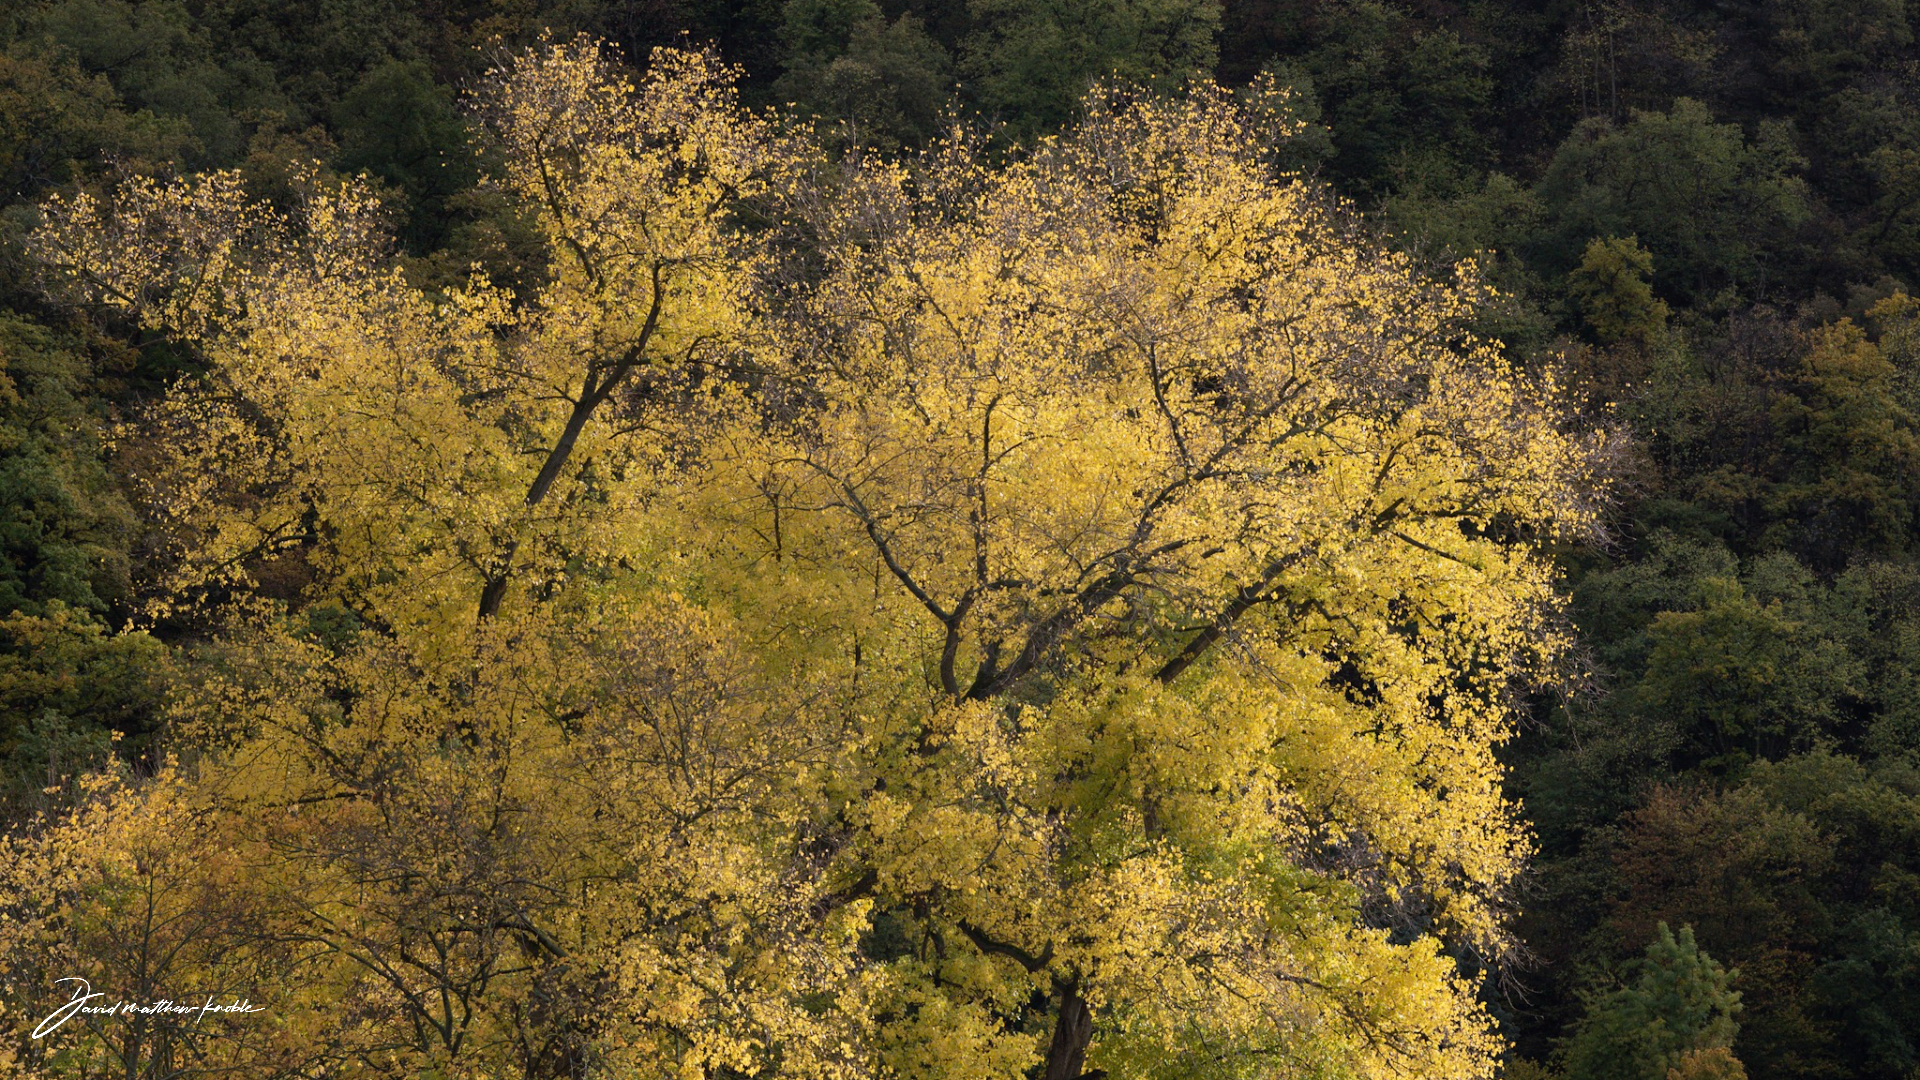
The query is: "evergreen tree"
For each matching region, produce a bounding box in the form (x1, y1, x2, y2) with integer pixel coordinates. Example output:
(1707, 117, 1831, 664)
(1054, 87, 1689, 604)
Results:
(1562, 924, 1745, 1080)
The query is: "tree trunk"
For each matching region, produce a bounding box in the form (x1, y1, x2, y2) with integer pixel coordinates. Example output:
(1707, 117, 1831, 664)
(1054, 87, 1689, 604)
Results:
(1043, 977, 1094, 1080)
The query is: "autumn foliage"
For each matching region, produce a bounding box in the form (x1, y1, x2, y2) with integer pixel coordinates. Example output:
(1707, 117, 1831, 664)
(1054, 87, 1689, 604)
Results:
(1, 39, 1608, 1080)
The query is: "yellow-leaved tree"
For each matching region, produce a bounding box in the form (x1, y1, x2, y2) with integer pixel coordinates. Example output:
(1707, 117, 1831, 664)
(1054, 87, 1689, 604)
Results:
(1, 37, 1609, 1080)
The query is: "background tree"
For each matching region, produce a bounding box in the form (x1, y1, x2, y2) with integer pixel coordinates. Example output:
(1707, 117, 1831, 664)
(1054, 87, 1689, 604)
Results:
(773, 0, 952, 149)
(1571, 235, 1670, 347)
(1533, 99, 1810, 305)
(1561, 923, 1746, 1080)
(331, 59, 477, 252)
(964, 0, 1222, 135)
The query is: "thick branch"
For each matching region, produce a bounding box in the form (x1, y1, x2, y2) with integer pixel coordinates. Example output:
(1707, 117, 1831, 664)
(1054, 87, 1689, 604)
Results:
(522, 264, 667, 508)
(939, 591, 978, 699)
(1153, 553, 1299, 684)
(1389, 529, 1479, 570)
(477, 263, 667, 620)
(957, 922, 1053, 974)
(966, 565, 1136, 700)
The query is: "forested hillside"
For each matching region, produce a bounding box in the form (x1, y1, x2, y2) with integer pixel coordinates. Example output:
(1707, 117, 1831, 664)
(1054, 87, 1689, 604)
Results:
(1, 2, 1917, 1078)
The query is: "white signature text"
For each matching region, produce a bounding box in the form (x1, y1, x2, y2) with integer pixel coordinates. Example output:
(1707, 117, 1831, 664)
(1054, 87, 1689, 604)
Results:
(33, 978, 267, 1039)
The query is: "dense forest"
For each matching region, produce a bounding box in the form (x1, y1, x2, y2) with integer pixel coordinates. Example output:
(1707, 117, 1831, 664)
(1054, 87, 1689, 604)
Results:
(1, 2, 1918, 1078)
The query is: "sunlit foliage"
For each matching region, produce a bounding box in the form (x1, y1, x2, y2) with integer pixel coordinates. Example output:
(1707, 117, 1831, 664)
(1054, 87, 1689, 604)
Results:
(3, 38, 1608, 1080)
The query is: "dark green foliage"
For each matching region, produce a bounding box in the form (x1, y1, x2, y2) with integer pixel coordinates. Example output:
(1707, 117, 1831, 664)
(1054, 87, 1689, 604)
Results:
(1589, 757, 1920, 1080)
(12, 0, 283, 166)
(1760, 0, 1912, 106)
(0, 316, 163, 815)
(1762, 318, 1920, 563)
(775, 0, 953, 148)
(1534, 99, 1810, 305)
(0, 602, 165, 810)
(1516, 527, 1920, 1074)
(1561, 923, 1745, 1080)
(1216, 0, 1506, 198)
(0, 315, 132, 619)
(1611, 313, 1920, 567)
(1292, 1, 1491, 194)
(964, 0, 1221, 135)
(0, 44, 191, 198)
(1547, 3, 1727, 124)
(333, 59, 475, 251)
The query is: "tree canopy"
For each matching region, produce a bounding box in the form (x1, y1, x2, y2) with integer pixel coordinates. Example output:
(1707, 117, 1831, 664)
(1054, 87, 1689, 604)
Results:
(0, 37, 1608, 1080)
